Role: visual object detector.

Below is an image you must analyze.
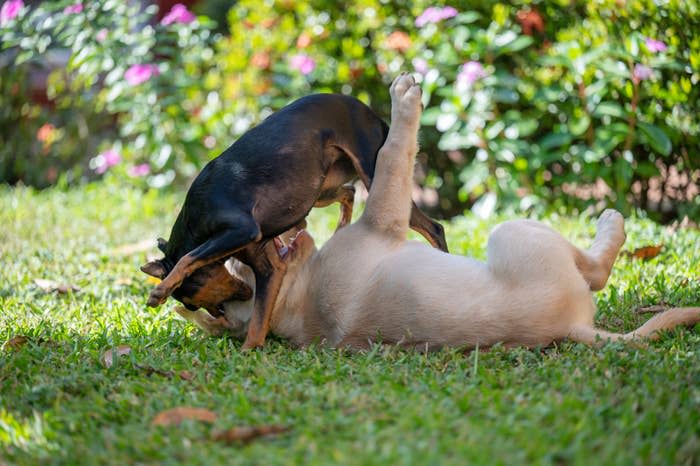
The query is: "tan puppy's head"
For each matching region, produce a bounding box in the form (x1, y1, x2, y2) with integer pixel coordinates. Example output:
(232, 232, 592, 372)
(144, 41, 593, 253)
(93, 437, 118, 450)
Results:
(183, 229, 316, 339)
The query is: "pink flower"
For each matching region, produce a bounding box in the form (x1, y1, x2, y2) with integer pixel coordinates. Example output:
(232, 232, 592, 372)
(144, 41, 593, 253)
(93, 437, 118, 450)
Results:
(96, 28, 108, 42)
(124, 64, 159, 86)
(0, 0, 23, 25)
(456, 61, 487, 87)
(645, 37, 667, 53)
(415, 6, 458, 27)
(412, 57, 429, 75)
(290, 54, 316, 75)
(94, 149, 121, 174)
(632, 63, 653, 82)
(63, 3, 83, 14)
(128, 163, 151, 177)
(161, 3, 195, 25)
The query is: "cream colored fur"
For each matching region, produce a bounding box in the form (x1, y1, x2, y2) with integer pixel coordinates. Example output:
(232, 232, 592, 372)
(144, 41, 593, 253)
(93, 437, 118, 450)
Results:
(182, 74, 700, 350)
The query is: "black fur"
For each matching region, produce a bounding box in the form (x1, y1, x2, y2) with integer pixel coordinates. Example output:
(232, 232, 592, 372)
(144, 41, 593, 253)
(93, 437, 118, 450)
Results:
(145, 93, 447, 341)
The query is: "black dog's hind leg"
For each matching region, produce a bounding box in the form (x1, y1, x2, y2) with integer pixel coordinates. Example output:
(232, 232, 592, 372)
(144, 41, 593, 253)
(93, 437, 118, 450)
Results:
(147, 216, 261, 307)
(314, 185, 356, 230)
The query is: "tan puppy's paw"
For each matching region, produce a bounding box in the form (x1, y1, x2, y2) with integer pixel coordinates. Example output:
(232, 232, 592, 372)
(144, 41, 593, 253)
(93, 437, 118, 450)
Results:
(596, 209, 626, 250)
(390, 72, 415, 101)
(174, 305, 233, 337)
(389, 73, 422, 131)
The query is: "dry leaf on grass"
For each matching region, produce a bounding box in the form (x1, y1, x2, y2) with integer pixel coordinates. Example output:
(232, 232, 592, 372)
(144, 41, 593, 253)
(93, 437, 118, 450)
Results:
(145, 276, 162, 285)
(178, 370, 194, 381)
(212, 425, 289, 444)
(624, 244, 663, 260)
(135, 363, 174, 378)
(636, 304, 669, 314)
(101, 345, 132, 368)
(34, 278, 81, 294)
(151, 407, 217, 427)
(3, 335, 29, 351)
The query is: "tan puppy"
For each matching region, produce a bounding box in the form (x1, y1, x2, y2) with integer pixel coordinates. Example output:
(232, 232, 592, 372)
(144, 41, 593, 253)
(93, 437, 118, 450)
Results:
(178, 74, 700, 350)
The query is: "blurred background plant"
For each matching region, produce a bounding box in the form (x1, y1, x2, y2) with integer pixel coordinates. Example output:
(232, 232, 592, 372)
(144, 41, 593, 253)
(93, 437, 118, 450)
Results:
(1, 0, 698, 221)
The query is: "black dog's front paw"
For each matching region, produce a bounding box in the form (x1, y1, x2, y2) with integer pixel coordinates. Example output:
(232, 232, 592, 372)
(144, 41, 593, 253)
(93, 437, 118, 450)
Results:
(147, 287, 168, 307)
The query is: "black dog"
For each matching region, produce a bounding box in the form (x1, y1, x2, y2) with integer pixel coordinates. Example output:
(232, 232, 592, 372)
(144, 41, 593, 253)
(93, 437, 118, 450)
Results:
(141, 91, 448, 349)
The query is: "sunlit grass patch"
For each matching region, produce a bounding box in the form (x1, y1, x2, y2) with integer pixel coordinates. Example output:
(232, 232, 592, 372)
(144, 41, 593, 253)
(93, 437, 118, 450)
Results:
(1, 184, 699, 465)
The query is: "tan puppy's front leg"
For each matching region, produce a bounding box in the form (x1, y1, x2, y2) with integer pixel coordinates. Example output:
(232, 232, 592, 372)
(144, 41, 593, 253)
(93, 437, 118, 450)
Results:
(574, 209, 626, 291)
(362, 73, 423, 239)
(173, 305, 234, 337)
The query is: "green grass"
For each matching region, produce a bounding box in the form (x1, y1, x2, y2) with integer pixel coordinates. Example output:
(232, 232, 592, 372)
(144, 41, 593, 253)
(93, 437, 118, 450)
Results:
(1, 183, 699, 466)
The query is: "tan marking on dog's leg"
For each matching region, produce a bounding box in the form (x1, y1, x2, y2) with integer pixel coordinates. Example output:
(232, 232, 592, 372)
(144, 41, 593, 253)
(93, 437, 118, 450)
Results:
(361, 73, 423, 239)
(574, 209, 626, 291)
(336, 185, 355, 230)
(241, 242, 288, 350)
(147, 254, 198, 306)
(315, 185, 356, 230)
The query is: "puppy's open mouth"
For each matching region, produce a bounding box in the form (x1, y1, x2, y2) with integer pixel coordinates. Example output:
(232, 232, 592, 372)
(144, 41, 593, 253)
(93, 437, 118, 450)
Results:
(274, 229, 310, 260)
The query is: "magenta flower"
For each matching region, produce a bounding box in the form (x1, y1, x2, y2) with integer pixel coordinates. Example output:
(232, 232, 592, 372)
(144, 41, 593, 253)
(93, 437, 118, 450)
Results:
(161, 3, 195, 25)
(0, 0, 23, 25)
(632, 63, 653, 82)
(128, 163, 151, 177)
(415, 6, 458, 27)
(457, 61, 487, 87)
(124, 64, 159, 86)
(63, 3, 83, 14)
(645, 37, 667, 53)
(94, 149, 121, 174)
(290, 54, 316, 75)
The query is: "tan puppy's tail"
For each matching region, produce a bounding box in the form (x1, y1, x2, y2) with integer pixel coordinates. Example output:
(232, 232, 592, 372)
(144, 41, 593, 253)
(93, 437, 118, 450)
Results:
(568, 307, 700, 346)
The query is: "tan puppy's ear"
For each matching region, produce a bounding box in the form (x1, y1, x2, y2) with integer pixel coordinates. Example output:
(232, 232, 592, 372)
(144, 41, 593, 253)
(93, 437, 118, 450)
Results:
(140, 260, 166, 279)
(157, 237, 168, 253)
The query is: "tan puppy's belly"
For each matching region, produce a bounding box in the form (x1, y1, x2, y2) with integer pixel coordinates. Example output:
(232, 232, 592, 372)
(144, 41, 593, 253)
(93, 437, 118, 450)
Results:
(331, 236, 593, 349)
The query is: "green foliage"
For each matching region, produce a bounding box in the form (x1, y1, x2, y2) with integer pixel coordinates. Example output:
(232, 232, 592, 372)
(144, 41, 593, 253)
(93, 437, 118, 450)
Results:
(219, 0, 699, 220)
(1, 184, 700, 464)
(1, 0, 224, 187)
(1, 0, 698, 219)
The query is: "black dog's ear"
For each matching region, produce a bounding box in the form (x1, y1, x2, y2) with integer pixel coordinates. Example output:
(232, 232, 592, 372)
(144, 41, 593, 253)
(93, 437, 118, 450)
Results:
(140, 260, 166, 279)
(157, 237, 168, 253)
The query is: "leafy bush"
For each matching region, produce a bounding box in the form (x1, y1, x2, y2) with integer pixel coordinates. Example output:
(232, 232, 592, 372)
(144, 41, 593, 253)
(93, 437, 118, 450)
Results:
(1, 0, 224, 187)
(1, 0, 698, 220)
(219, 0, 699, 220)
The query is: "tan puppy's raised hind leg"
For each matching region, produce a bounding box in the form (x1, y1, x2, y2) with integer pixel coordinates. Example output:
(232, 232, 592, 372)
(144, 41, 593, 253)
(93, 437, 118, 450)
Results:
(574, 209, 626, 291)
(361, 73, 423, 240)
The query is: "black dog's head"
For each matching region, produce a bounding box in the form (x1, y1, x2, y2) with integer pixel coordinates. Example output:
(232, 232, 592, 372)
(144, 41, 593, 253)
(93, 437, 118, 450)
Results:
(140, 238, 253, 314)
